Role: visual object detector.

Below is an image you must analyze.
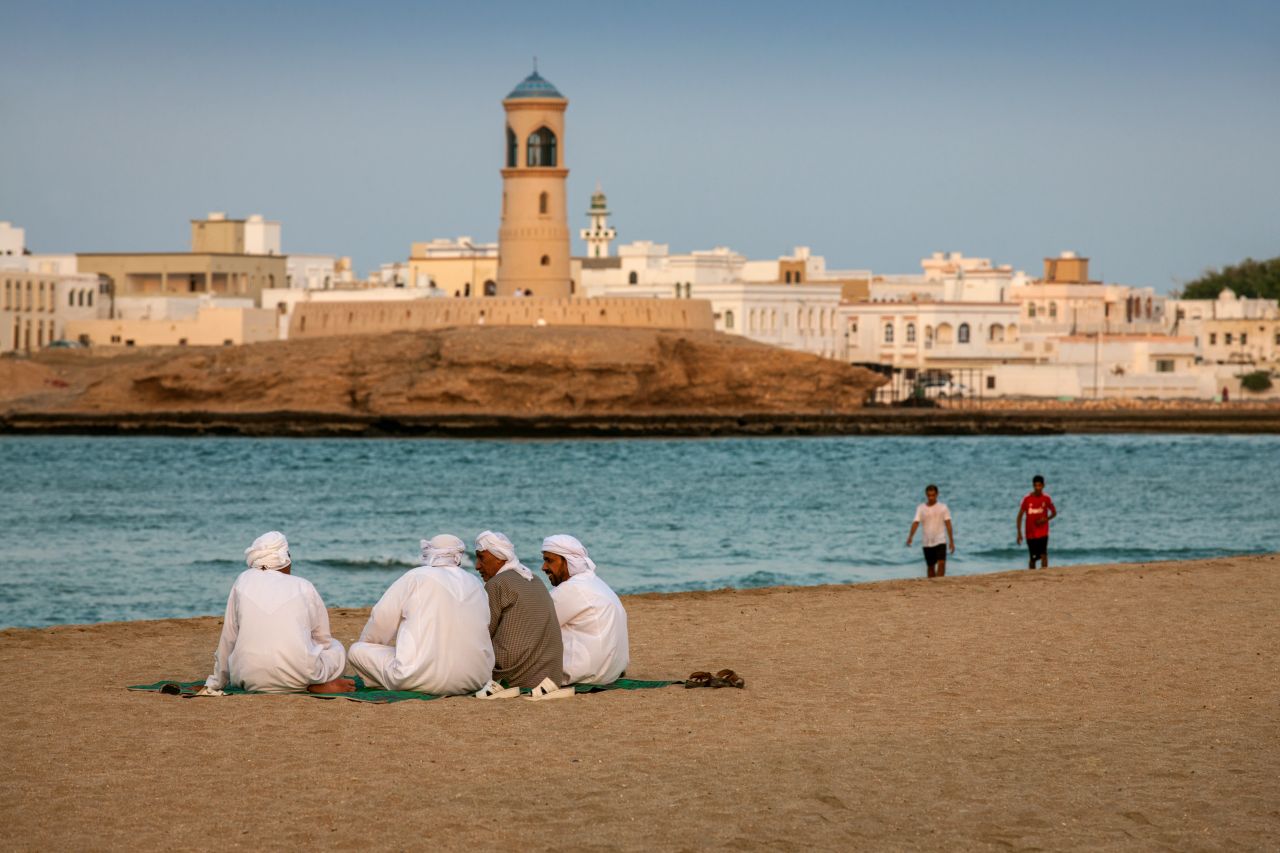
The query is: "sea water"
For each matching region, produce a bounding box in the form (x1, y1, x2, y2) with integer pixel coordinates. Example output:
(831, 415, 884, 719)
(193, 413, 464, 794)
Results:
(0, 434, 1274, 629)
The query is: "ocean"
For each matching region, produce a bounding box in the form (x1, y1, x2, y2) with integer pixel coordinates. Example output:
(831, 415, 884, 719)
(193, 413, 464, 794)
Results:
(0, 433, 1273, 629)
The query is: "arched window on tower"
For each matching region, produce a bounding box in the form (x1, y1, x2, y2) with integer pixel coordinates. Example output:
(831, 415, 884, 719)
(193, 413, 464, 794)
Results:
(958, 323, 971, 343)
(526, 127, 557, 167)
(539, 192, 548, 215)
(540, 255, 550, 266)
(506, 126, 518, 168)
(628, 271, 638, 285)
(725, 310, 735, 330)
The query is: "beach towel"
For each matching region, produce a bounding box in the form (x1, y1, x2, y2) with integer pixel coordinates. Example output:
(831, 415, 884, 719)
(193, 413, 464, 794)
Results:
(127, 677, 681, 704)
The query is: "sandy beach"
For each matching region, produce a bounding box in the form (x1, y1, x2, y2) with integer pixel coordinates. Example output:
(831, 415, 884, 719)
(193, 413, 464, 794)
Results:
(2, 554, 1277, 850)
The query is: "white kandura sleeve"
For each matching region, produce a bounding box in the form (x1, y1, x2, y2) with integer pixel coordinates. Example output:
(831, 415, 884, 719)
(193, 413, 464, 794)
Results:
(305, 582, 346, 683)
(357, 575, 408, 645)
(912, 505, 923, 523)
(552, 583, 592, 629)
(206, 585, 239, 690)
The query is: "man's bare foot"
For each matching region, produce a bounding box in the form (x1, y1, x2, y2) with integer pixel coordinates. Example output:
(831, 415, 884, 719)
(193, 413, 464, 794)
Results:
(307, 677, 357, 694)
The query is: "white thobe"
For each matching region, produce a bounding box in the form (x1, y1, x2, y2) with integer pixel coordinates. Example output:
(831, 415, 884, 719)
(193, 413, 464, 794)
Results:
(348, 565, 494, 695)
(205, 569, 346, 694)
(551, 571, 630, 685)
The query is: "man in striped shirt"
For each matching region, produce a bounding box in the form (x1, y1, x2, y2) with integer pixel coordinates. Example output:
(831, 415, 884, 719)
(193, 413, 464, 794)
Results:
(474, 530, 564, 689)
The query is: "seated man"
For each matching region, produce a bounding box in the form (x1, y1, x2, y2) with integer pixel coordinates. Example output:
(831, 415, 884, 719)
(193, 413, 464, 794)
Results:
(348, 534, 494, 695)
(206, 531, 352, 694)
(541, 534, 630, 685)
(474, 530, 564, 689)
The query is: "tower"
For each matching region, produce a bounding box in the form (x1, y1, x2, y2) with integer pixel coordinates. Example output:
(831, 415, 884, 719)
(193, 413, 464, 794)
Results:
(580, 184, 617, 258)
(497, 67, 570, 297)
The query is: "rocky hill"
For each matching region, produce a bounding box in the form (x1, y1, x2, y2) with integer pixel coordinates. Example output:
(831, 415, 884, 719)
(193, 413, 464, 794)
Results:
(0, 327, 884, 434)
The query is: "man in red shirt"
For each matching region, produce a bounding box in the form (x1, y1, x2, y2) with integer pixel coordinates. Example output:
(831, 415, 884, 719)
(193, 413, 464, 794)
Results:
(1016, 474, 1057, 569)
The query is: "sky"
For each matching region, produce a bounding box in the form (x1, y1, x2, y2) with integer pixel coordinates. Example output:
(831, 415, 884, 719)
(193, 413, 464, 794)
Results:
(1, 0, 1276, 291)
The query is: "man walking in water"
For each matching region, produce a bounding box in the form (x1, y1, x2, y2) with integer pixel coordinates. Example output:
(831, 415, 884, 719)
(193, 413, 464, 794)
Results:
(1016, 474, 1058, 569)
(906, 484, 955, 578)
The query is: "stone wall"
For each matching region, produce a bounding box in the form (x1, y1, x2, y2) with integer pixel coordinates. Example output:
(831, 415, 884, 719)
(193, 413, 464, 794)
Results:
(289, 296, 714, 339)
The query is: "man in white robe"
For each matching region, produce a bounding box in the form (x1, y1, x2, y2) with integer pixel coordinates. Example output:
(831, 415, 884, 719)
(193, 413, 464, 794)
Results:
(205, 531, 351, 694)
(348, 534, 494, 695)
(540, 534, 630, 685)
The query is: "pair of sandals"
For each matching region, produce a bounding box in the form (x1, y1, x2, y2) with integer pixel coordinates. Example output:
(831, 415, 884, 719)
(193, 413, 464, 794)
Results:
(685, 669, 745, 689)
(475, 677, 574, 701)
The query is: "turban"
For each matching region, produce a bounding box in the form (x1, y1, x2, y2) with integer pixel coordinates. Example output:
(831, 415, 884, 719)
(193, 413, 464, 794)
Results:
(541, 534, 596, 577)
(474, 530, 533, 580)
(245, 531, 291, 571)
(420, 534, 466, 568)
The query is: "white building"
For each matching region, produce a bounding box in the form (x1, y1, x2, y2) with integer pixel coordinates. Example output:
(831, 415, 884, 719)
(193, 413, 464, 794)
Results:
(869, 251, 1031, 303)
(0, 221, 25, 257)
(2, 270, 109, 351)
(579, 241, 847, 357)
(285, 254, 355, 291)
(243, 214, 281, 256)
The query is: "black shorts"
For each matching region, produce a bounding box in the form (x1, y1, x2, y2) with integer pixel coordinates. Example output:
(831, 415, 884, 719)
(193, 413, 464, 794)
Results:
(922, 543, 947, 564)
(1027, 536, 1048, 558)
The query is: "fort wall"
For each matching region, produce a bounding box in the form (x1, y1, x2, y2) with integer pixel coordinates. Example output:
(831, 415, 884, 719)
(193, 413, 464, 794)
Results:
(289, 296, 714, 339)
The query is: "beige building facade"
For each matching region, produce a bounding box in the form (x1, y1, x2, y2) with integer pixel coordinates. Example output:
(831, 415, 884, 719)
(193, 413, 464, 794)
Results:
(497, 70, 571, 297)
(67, 304, 277, 348)
(191, 212, 281, 255)
(407, 237, 499, 296)
(289, 296, 712, 340)
(76, 253, 286, 304)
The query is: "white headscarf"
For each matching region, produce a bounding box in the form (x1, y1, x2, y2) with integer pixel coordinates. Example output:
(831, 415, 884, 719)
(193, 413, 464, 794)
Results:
(541, 534, 597, 577)
(420, 534, 466, 569)
(245, 531, 291, 571)
(474, 530, 534, 580)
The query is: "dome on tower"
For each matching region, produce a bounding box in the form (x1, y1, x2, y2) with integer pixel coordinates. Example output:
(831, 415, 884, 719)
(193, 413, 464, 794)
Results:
(506, 70, 564, 100)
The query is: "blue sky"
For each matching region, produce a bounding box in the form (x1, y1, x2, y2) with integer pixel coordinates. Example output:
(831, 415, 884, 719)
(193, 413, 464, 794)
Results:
(1, 0, 1276, 290)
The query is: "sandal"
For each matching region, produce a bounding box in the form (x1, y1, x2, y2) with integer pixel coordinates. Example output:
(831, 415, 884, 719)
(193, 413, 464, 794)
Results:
(714, 669, 745, 689)
(684, 671, 713, 688)
(475, 680, 521, 700)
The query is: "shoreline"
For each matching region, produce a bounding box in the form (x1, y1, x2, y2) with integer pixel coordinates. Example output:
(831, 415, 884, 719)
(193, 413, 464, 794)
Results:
(3, 553, 1274, 634)
(4, 406, 1280, 437)
(2, 553, 1276, 849)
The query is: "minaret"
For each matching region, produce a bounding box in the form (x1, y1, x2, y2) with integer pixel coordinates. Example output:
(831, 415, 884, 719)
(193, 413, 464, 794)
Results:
(580, 183, 617, 259)
(497, 66, 570, 297)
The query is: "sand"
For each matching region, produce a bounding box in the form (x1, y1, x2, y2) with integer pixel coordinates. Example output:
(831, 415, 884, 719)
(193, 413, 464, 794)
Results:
(2, 555, 1277, 850)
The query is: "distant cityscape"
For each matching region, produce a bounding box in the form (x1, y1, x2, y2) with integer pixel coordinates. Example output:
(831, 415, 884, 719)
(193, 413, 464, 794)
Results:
(3, 69, 1277, 402)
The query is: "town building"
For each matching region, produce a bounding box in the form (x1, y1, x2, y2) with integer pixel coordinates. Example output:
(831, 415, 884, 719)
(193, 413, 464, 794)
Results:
(67, 297, 276, 348)
(578, 241, 861, 358)
(191, 212, 281, 255)
(1169, 288, 1280, 366)
(1, 226, 109, 352)
(497, 69, 571, 297)
(285, 254, 354, 291)
(76, 251, 285, 304)
(407, 237, 498, 296)
(0, 221, 25, 257)
(2, 269, 109, 351)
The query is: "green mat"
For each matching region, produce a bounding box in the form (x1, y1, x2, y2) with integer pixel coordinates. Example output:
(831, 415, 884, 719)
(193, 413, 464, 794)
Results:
(128, 677, 680, 704)
(127, 677, 442, 703)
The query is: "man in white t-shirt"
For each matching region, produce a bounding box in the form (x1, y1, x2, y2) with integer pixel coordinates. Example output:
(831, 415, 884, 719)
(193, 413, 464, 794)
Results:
(906, 484, 955, 578)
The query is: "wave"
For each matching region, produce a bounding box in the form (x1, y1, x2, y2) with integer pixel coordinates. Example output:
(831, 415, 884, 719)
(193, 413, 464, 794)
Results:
(313, 556, 422, 572)
(962, 545, 1268, 562)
